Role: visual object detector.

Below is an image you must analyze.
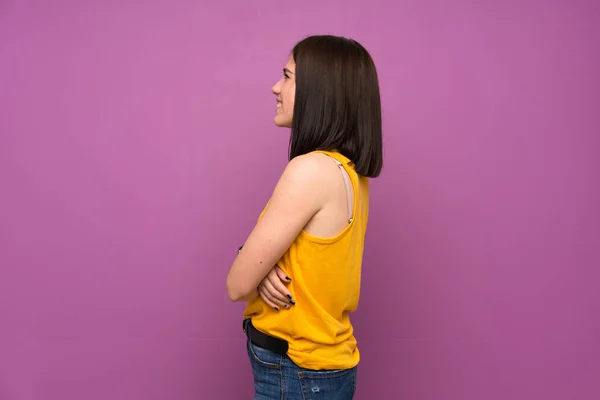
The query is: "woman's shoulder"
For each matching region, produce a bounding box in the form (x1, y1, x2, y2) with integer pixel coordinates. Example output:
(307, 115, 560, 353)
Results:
(269, 153, 340, 205)
(283, 152, 342, 186)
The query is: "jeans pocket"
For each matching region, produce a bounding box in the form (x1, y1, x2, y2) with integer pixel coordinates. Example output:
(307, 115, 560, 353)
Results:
(246, 338, 281, 369)
(297, 366, 357, 400)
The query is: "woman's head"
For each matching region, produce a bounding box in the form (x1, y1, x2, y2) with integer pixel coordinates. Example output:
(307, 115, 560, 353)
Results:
(271, 57, 297, 129)
(271, 35, 383, 178)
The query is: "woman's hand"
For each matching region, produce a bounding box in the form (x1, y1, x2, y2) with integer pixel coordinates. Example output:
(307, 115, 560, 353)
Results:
(258, 266, 295, 311)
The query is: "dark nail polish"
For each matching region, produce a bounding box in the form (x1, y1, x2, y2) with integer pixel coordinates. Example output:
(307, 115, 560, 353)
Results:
(285, 276, 291, 281)
(274, 307, 279, 311)
(287, 294, 292, 299)
(290, 300, 295, 305)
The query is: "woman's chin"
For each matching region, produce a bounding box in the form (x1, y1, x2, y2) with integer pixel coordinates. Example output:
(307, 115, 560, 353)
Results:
(273, 115, 292, 128)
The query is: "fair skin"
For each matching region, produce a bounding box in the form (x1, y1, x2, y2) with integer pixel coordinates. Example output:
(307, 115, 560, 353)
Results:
(273, 57, 296, 129)
(255, 57, 297, 309)
(226, 57, 353, 307)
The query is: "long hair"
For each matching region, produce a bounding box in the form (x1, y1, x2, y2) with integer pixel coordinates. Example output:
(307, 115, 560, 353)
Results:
(290, 35, 383, 178)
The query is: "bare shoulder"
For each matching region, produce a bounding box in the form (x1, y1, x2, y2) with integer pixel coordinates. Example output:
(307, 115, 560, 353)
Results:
(279, 152, 336, 186)
(284, 152, 340, 181)
(272, 152, 339, 206)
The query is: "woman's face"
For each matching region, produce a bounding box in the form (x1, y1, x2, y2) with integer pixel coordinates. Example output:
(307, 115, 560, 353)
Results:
(271, 57, 296, 128)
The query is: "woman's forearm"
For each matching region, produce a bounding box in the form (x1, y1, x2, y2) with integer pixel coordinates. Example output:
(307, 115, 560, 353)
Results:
(229, 244, 259, 302)
(238, 288, 259, 302)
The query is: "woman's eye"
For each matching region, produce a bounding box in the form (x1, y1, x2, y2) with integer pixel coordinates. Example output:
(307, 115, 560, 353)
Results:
(284, 73, 289, 80)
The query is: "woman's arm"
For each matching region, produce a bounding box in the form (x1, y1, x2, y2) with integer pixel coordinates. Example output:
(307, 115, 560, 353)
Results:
(226, 154, 325, 302)
(237, 288, 259, 302)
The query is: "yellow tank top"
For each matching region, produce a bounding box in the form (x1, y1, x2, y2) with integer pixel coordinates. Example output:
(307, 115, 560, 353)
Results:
(243, 150, 370, 370)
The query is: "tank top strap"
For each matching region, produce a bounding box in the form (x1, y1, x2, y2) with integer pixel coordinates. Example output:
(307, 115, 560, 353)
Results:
(312, 150, 353, 168)
(312, 150, 355, 224)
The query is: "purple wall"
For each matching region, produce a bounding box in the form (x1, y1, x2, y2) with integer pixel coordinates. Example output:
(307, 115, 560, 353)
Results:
(1, 1, 598, 399)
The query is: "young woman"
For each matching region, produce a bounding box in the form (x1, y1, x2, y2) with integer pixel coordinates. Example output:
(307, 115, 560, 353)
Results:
(226, 35, 383, 399)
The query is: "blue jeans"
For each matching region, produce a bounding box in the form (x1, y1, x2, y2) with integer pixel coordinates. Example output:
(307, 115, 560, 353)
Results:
(244, 319, 357, 399)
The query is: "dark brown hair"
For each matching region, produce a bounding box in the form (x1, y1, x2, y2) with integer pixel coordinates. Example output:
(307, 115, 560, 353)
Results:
(290, 35, 383, 177)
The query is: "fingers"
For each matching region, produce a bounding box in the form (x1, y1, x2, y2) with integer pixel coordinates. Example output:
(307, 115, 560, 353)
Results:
(266, 273, 295, 305)
(274, 266, 292, 282)
(258, 283, 290, 311)
(272, 266, 294, 304)
(257, 266, 296, 311)
(263, 278, 291, 305)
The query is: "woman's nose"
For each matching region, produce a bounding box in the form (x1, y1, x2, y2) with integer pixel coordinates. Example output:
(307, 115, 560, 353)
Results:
(271, 79, 282, 95)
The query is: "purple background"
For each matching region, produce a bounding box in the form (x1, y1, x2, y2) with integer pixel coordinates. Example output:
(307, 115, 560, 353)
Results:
(1, 1, 599, 399)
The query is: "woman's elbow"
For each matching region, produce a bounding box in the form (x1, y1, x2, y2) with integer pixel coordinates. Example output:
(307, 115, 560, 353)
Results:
(226, 276, 247, 302)
(227, 286, 242, 302)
